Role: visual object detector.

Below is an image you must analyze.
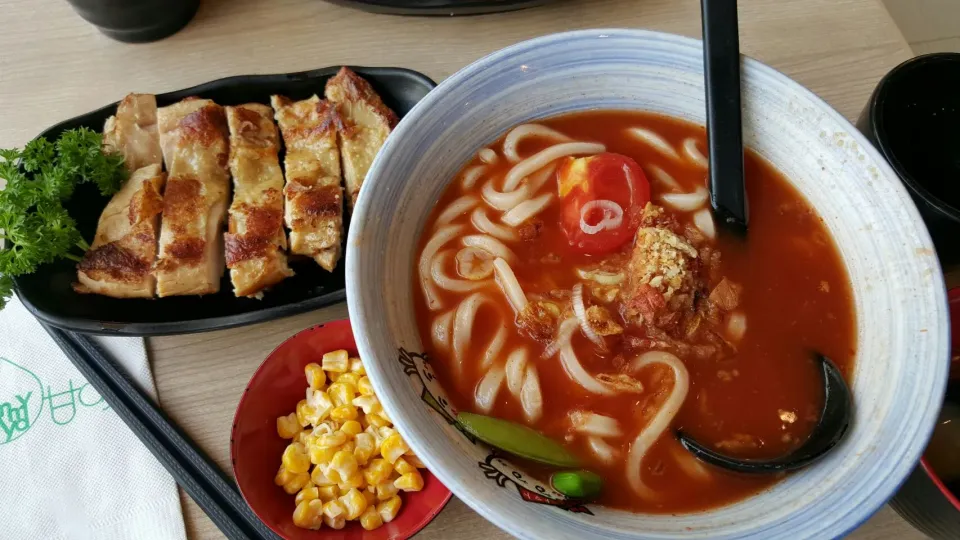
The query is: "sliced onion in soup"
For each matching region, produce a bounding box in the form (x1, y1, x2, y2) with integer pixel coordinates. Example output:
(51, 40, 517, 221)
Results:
(570, 410, 622, 437)
(693, 208, 716, 239)
(587, 436, 618, 464)
(682, 137, 709, 169)
(661, 188, 708, 212)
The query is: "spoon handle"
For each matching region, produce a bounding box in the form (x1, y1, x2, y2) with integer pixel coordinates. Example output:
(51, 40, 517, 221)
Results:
(701, 0, 748, 232)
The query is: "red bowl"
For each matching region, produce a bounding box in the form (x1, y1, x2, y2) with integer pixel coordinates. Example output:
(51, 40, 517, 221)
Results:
(231, 319, 453, 539)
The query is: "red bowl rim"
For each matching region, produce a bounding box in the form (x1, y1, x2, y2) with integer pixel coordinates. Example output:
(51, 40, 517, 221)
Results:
(919, 457, 960, 512)
(229, 320, 453, 540)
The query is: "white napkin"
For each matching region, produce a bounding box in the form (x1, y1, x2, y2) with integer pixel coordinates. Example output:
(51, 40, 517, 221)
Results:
(0, 298, 187, 540)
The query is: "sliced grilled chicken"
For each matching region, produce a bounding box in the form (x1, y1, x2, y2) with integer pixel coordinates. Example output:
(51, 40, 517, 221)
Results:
(102, 93, 163, 172)
(155, 98, 231, 297)
(271, 94, 343, 271)
(324, 67, 398, 209)
(224, 103, 294, 298)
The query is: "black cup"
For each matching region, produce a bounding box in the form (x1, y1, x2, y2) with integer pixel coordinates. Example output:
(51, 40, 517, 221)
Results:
(65, 0, 199, 43)
(857, 53, 960, 266)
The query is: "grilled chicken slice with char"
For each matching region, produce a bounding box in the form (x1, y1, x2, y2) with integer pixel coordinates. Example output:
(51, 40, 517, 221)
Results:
(76, 93, 165, 298)
(324, 67, 398, 209)
(224, 103, 294, 298)
(271, 94, 343, 271)
(155, 98, 231, 297)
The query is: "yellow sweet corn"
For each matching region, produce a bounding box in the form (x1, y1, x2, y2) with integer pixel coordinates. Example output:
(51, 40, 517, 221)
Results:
(329, 450, 359, 481)
(305, 389, 334, 422)
(364, 458, 393, 486)
(277, 413, 300, 439)
(357, 376, 375, 396)
(394, 471, 424, 492)
(350, 357, 366, 375)
(359, 505, 383, 530)
(317, 485, 339, 502)
(376, 481, 399, 501)
(362, 488, 376, 506)
(328, 382, 356, 407)
(366, 412, 390, 428)
(365, 425, 384, 447)
(275, 466, 293, 487)
(377, 495, 402, 523)
(339, 488, 368, 520)
(317, 431, 348, 449)
(353, 433, 376, 465)
(282, 442, 311, 474)
(293, 499, 324, 530)
(378, 407, 393, 423)
(378, 426, 398, 440)
(323, 513, 345, 530)
(295, 485, 319, 506)
(322, 499, 345, 519)
(340, 420, 363, 437)
(339, 471, 365, 491)
(310, 445, 338, 466)
(322, 349, 349, 373)
(337, 372, 361, 388)
(394, 457, 416, 475)
(381, 433, 409, 464)
(331, 404, 358, 422)
(305, 363, 326, 390)
(311, 466, 336, 487)
(405, 453, 427, 468)
(341, 440, 357, 457)
(296, 399, 316, 428)
(297, 430, 316, 447)
(283, 472, 311, 495)
(352, 395, 381, 415)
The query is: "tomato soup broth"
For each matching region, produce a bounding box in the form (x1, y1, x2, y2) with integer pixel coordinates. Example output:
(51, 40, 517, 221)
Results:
(413, 111, 856, 513)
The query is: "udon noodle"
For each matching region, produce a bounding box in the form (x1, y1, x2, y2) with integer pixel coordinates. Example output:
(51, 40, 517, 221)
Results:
(413, 110, 855, 513)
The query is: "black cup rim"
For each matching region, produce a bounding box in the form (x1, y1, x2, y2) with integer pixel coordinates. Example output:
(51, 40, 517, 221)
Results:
(867, 52, 960, 224)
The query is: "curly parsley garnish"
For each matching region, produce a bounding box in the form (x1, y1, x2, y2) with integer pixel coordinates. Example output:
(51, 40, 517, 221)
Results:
(0, 127, 127, 309)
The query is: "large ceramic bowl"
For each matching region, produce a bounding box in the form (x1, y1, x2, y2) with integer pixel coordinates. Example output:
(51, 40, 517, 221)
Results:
(346, 29, 950, 539)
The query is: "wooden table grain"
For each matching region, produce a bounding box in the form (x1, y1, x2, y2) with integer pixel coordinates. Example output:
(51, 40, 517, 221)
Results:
(0, 0, 928, 538)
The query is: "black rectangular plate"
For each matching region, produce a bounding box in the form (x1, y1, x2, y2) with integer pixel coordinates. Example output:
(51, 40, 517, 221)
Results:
(14, 66, 436, 336)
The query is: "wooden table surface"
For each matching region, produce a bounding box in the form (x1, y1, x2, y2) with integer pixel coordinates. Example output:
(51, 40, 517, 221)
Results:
(0, 0, 928, 538)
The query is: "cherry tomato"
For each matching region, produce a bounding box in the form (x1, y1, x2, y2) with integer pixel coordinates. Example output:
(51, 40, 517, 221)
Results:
(557, 152, 650, 255)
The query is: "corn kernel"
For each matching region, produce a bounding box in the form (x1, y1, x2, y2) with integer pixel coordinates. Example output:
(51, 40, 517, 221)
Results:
(331, 404, 358, 422)
(329, 450, 359, 480)
(381, 433, 409, 464)
(394, 457, 416, 475)
(296, 399, 317, 428)
(323, 514, 345, 530)
(317, 485, 340, 502)
(366, 412, 390, 428)
(328, 383, 356, 407)
(340, 420, 363, 437)
(379, 407, 393, 423)
(378, 426, 398, 440)
(357, 376, 375, 396)
(339, 487, 368, 520)
(364, 458, 393, 486)
(310, 445, 338, 466)
(322, 499, 345, 519)
(339, 471, 365, 490)
(362, 488, 377, 506)
(354, 433, 376, 465)
(405, 453, 427, 468)
(353, 395, 381, 415)
(365, 425, 384, 447)
(322, 349, 349, 373)
(282, 443, 311, 474)
(305, 389, 334, 422)
(277, 413, 299, 439)
(394, 471, 424, 492)
(297, 430, 317, 446)
(275, 466, 294, 487)
(293, 499, 324, 530)
(311, 466, 336, 486)
(284, 472, 310, 494)
(376, 481, 399, 501)
(317, 431, 347, 448)
(341, 440, 356, 455)
(326, 467, 342, 484)
(295, 485, 319, 506)
(377, 495, 402, 523)
(305, 363, 326, 389)
(350, 357, 366, 375)
(337, 372, 360, 388)
(359, 505, 383, 530)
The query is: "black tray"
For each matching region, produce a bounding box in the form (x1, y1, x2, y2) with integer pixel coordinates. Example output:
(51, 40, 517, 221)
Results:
(14, 66, 436, 336)
(324, 0, 551, 15)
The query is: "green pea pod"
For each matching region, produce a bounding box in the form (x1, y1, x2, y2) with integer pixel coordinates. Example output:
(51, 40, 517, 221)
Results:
(550, 470, 603, 500)
(456, 412, 581, 468)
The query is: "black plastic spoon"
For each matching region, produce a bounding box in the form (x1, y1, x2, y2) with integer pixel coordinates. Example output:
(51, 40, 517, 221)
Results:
(701, 0, 748, 236)
(677, 354, 853, 473)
